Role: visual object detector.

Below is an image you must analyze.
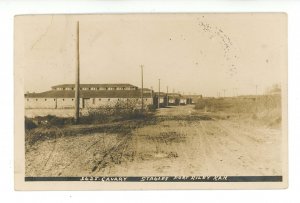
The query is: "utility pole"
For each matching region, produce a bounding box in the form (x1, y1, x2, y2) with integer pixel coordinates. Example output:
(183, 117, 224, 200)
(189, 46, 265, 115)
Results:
(74, 21, 80, 124)
(166, 86, 169, 107)
(255, 85, 258, 112)
(256, 85, 258, 96)
(150, 86, 153, 100)
(158, 79, 160, 108)
(223, 89, 226, 98)
(141, 65, 144, 111)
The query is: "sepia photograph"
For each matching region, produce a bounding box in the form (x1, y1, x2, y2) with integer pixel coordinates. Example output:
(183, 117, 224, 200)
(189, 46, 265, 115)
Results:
(14, 13, 288, 189)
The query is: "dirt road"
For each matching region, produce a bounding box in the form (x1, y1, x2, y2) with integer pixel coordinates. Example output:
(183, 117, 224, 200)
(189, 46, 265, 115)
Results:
(26, 105, 282, 177)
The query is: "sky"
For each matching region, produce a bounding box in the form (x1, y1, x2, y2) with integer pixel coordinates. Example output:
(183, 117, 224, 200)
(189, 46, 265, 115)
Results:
(15, 13, 287, 97)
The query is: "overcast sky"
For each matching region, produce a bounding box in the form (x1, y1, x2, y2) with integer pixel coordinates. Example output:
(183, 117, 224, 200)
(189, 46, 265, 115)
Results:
(15, 13, 286, 97)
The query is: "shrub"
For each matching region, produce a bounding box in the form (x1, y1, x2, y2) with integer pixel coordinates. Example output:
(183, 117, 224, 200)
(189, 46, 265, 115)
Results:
(25, 117, 37, 130)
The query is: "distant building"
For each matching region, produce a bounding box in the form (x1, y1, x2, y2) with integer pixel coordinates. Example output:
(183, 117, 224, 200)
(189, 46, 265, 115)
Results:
(25, 84, 153, 109)
(167, 93, 181, 106)
(153, 92, 168, 107)
(152, 92, 196, 107)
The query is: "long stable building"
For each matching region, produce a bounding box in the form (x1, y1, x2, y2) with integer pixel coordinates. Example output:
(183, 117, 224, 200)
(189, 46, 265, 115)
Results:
(25, 84, 153, 109)
(25, 83, 200, 109)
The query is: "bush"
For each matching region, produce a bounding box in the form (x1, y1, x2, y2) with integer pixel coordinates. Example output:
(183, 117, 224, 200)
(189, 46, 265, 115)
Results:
(80, 108, 109, 124)
(25, 117, 37, 130)
(34, 115, 74, 126)
(80, 100, 154, 124)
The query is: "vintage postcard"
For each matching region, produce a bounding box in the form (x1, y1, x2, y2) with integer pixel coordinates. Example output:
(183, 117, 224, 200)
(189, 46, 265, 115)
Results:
(14, 13, 288, 190)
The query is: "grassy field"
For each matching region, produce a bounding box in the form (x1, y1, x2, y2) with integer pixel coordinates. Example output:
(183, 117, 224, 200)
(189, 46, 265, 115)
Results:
(194, 95, 281, 128)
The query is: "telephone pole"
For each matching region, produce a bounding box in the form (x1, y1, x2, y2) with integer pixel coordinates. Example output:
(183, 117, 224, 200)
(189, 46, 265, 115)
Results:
(141, 65, 144, 111)
(74, 21, 80, 124)
(256, 85, 258, 96)
(166, 86, 169, 107)
(158, 79, 160, 108)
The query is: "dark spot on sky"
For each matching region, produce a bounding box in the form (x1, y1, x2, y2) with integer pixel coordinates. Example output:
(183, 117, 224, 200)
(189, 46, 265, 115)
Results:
(169, 38, 172, 40)
(266, 59, 269, 63)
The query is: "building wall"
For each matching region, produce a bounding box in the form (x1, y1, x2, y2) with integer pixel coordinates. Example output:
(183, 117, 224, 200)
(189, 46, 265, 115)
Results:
(25, 98, 57, 109)
(85, 98, 153, 108)
(25, 97, 153, 109)
(25, 98, 85, 109)
(180, 98, 187, 104)
(168, 98, 176, 103)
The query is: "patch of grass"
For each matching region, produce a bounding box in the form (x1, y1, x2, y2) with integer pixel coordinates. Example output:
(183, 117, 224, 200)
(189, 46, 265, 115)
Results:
(25, 113, 157, 146)
(157, 115, 212, 122)
(25, 115, 74, 130)
(79, 102, 156, 124)
(195, 95, 281, 114)
(194, 95, 282, 127)
(145, 131, 186, 144)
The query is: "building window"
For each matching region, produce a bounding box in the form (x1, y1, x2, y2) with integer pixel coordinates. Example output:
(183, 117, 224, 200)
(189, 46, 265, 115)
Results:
(118, 98, 120, 101)
(27, 99, 29, 101)
(36, 99, 38, 101)
(92, 98, 95, 104)
(108, 98, 110, 101)
(106, 87, 108, 90)
(54, 99, 56, 101)
(72, 99, 74, 101)
(99, 98, 101, 101)
(62, 99, 65, 101)
(146, 99, 148, 101)
(45, 99, 47, 101)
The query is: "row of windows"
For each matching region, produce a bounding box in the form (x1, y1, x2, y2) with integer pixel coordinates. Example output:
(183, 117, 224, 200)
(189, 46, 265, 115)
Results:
(26, 98, 74, 101)
(27, 98, 148, 102)
(55, 87, 137, 91)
